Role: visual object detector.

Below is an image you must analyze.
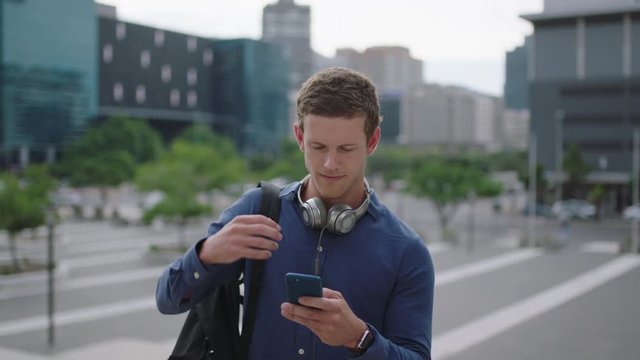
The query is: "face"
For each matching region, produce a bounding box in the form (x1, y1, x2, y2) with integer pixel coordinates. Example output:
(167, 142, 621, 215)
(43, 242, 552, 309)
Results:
(294, 114, 380, 208)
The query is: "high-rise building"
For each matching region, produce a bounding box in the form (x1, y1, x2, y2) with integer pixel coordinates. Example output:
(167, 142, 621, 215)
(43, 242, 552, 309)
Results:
(544, 0, 640, 13)
(522, 2, 640, 208)
(212, 39, 289, 157)
(262, 0, 312, 89)
(336, 46, 423, 93)
(504, 36, 531, 110)
(1, 0, 98, 168)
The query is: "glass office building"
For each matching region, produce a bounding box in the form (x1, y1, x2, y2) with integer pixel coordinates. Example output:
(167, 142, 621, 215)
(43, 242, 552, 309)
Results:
(1, 0, 98, 167)
(212, 39, 289, 157)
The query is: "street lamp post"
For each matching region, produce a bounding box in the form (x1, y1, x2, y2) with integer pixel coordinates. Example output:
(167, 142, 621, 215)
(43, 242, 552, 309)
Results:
(528, 132, 537, 247)
(555, 110, 565, 202)
(46, 207, 56, 347)
(467, 190, 476, 253)
(632, 128, 639, 254)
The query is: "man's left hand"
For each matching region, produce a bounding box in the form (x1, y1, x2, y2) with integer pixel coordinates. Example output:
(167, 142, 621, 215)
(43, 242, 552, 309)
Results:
(281, 288, 367, 348)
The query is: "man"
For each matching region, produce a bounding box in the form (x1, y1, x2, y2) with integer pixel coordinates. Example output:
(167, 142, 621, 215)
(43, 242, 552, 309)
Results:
(156, 67, 435, 359)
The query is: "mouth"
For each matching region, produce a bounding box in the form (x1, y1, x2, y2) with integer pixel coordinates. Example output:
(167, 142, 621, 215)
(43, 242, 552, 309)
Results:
(320, 174, 344, 181)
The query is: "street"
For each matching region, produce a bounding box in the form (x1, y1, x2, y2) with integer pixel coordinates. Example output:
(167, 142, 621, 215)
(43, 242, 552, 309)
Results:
(0, 191, 638, 359)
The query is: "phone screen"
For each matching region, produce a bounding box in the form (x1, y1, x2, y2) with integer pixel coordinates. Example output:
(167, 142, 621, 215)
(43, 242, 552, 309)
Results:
(285, 272, 323, 305)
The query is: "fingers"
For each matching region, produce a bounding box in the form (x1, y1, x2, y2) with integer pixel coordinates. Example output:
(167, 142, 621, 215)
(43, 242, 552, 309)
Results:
(199, 214, 282, 264)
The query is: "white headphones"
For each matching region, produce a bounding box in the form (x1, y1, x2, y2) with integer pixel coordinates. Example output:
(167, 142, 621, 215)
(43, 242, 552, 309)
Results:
(296, 175, 371, 235)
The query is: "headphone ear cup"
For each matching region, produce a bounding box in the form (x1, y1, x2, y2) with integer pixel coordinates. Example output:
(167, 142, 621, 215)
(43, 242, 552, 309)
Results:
(326, 204, 357, 235)
(301, 197, 327, 229)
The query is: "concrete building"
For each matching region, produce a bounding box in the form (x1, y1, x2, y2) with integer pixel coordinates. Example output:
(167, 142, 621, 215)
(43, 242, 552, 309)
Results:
(262, 0, 311, 89)
(1, 0, 98, 168)
(335, 46, 423, 93)
(522, 2, 640, 209)
(544, 0, 640, 13)
(503, 109, 530, 151)
(402, 84, 505, 152)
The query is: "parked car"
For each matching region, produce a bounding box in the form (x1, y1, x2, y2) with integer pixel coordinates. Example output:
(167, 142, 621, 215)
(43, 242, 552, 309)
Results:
(551, 199, 596, 219)
(623, 204, 640, 221)
(521, 202, 553, 217)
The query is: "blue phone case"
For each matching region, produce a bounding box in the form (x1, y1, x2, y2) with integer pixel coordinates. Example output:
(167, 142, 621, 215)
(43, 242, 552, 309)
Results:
(285, 272, 323, 305)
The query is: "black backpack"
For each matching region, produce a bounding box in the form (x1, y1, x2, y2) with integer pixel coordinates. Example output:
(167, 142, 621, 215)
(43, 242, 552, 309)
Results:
(168, 182, 281, 360)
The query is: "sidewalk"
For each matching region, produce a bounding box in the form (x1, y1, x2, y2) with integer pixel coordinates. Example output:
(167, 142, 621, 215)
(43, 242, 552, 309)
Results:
(0, 339, 174, 360)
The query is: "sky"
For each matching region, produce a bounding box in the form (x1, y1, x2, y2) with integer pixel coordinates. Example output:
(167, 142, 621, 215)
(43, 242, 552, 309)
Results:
(98, 0, 544, 96)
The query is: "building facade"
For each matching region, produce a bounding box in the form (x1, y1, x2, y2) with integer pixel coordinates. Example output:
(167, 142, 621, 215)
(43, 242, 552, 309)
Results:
(262, 0, 312, 89)
(336, 46, 423, 94)
(99, 17, 217, 140)
(504, 36, 531, 110)
(523, 3, 640, 209)
(401, 83, 505, 151)
(212, 39, 289, 157)
(1, 0, 98, 168)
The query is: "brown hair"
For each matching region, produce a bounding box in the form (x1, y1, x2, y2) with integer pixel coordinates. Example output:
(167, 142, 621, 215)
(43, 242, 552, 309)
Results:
(296, 67, 382, 140)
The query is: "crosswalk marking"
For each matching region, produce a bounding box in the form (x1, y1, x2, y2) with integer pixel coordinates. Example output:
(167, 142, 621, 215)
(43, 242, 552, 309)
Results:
(0, 297, 157, 338)
(580, 241, 620, 254)
(0, 266, 166, 301)
(432, 254, 640, 360)
(435, 249, 542, 287)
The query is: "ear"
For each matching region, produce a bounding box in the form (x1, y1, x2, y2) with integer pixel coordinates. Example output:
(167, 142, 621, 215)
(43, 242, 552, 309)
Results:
(367, 127, 381, 155)
(293, 122, 305, 151)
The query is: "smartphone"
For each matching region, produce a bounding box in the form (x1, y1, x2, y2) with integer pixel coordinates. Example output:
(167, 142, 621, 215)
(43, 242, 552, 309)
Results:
(285, 272, 323, 305)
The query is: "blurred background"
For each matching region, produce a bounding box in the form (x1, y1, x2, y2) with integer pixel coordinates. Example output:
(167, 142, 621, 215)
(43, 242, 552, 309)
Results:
(1, 0, 639, 359)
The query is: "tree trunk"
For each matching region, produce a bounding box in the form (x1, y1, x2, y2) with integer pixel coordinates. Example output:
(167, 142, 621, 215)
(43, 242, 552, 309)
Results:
(8, 233, 21, 272)
(96, 187, 109, 220)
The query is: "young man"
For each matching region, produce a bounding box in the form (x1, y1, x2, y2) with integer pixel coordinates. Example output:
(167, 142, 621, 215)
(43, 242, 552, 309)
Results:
(156, 67, 435, 359)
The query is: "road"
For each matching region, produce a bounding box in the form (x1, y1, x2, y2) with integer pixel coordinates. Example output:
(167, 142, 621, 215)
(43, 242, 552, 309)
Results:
(0, 190, 638, 359)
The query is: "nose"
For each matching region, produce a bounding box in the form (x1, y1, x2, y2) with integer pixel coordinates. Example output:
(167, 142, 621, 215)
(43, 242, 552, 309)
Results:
(323, 151, 339, 171)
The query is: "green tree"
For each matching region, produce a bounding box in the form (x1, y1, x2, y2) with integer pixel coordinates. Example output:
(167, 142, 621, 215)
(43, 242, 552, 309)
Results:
(519, 163, 548, 203)
(406, 160, 502, 241)
(250, 139, 306, 182)
(136, 161, 210, 248)
(135, 140, 245, 246)
(56, 116, 163, 218)
(563, 144, 591, 198)
(367, 145, 412, 187)
(0, 167, 56, 272)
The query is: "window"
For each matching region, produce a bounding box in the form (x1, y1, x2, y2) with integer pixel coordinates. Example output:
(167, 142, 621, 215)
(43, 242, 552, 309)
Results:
(154, 30, 165, 47)
(187, 91, 198, 108)
(140, 50, 151, 68)
(136, 85, 146, 104)
(113, 82, 124, 102)
(161, 65, 172, 83)
(187, 37, 198, 52)
(103, 44, 113, 63)
(116, 23, 126, 40)
(170, 89, 181, 107)
(203, 48, 214, 66)
(187, 68, 198, 86)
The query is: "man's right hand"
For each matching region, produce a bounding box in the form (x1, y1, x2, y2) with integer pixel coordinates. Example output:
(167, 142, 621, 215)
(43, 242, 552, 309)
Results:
(198, 214, 282, 265)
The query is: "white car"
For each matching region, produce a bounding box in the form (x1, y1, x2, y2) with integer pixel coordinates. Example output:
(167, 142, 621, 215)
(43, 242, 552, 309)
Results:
(551, 199, 596, 219)
(623, 204, 640, 221)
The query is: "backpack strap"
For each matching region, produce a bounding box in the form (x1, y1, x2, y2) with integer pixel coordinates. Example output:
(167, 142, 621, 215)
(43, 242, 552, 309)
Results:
(238, 181, 281, 360)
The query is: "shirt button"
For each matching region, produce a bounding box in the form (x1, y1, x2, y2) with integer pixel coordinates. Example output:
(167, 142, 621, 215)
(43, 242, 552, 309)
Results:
(194, 272, 200, 280)
(298, 348, 305, 355)
(317, 246, 323, 252)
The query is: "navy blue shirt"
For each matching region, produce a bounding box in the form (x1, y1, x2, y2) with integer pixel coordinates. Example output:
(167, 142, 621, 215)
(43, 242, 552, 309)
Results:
(156, 181, 435, 359)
